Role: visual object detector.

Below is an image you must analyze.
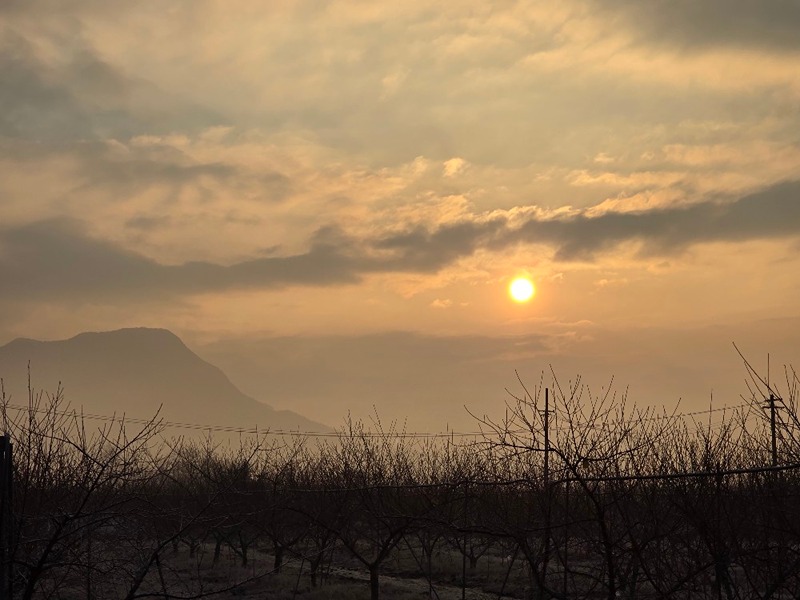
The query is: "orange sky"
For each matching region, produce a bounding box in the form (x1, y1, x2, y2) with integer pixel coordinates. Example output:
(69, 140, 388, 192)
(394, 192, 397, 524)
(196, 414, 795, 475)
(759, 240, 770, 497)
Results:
(1, 1, 799, 430)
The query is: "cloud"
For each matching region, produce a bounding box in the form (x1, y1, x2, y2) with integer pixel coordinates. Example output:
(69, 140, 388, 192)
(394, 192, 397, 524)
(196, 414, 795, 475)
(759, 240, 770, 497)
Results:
(1, 181, 798, 302)
(0, 31, 94, 140)
(375, 180, 800, 262)
(443, 157, 467, 178)
(533, 180, 800, 260)
(3, 0, 798, 187)
(374, 219, 508, 272)
(0, 15, 222, 142)
(590, 0, 800, 53)
(0, 220, 363, 301)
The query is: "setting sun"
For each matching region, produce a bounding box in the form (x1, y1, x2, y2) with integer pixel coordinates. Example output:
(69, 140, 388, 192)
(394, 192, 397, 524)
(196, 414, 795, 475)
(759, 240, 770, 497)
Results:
(509, 277, 535, 302)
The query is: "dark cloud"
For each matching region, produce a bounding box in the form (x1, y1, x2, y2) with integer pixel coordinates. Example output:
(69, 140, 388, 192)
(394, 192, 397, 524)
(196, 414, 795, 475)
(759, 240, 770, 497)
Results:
(595, 0, 800, 52)
(0, 23, 223, 141)
(374, 219, 507, 271)
(375, 180, 800, 263)
(125, 215, 173, 232)
(88, 154, 236, 188)
(0, 137, 292, 205)
(0, 32, 94, 140)
(0, 220, 162, 299)
(2, 181, 799, 301)
(528, 180, 800, 260)
(0, 220, 363, 301)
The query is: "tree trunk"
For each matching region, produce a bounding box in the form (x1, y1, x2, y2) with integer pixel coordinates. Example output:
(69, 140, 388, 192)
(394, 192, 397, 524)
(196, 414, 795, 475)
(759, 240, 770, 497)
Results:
(213, 538, 223, 564)
(273, 543, 284, 573)
(369, 563, 380, 600)
(427, 548, 434, 598)
(240, 540, 248, 567)
(309, 553, 323, 587)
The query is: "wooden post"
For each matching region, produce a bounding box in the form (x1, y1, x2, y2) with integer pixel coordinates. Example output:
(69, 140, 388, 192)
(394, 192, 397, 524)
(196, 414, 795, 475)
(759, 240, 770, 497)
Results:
(768, 394, 778, 467)
(0, 435, 12, 600)
(461, 479, 468, 600)
(563, 479, 569, 597)
(86, 526, 92, 600)
(541, 388, 551, 599)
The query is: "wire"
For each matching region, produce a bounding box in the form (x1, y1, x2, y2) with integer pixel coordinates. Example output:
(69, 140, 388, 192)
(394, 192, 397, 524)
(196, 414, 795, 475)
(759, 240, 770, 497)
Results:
(0, 402, 486, 439)
(0, 400, 765, 440)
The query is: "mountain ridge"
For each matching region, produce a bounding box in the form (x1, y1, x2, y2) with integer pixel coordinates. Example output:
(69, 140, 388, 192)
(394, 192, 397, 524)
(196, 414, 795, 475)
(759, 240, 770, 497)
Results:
(0, 327, 330, 435)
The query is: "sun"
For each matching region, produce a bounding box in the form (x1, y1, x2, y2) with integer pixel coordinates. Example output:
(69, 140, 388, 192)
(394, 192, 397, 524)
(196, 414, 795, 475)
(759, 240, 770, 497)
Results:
(509, 277, 535, 303)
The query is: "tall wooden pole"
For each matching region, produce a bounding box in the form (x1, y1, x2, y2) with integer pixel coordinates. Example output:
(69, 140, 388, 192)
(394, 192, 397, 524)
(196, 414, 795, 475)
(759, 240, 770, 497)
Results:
(0, 436, 6, 600)
(542, 388, 551, 598)
(0, 435, 11, 600)
(769, 394, 778, 467)
(462, 479, 468, 600)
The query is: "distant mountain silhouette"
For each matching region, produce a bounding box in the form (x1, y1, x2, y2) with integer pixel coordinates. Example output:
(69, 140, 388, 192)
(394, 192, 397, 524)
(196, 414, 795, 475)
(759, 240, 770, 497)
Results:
(0, 327, 330, 436)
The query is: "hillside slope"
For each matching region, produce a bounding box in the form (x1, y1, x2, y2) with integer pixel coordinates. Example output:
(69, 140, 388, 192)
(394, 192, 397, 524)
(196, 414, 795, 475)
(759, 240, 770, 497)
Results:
(0, 327, 329, 435)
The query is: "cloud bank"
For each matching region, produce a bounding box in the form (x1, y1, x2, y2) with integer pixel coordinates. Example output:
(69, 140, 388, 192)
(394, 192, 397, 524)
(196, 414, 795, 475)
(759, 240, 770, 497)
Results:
(2, 181, 798, 301)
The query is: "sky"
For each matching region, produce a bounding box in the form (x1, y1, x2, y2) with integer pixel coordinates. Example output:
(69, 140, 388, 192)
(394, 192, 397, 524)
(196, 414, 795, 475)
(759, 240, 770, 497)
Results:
(1, 1, 799, 430)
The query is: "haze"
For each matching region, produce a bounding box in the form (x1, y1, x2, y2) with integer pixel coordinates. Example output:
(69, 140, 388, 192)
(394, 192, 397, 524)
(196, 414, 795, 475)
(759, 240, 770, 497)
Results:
(1, 1, 799, 431)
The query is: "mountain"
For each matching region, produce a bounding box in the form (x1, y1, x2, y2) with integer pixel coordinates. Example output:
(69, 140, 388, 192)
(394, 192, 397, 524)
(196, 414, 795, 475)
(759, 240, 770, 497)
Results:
(0, 327, 330, 436)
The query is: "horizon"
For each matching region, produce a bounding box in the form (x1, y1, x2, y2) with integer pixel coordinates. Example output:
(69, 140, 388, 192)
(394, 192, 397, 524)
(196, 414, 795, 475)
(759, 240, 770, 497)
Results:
(0, 323, 795, 434)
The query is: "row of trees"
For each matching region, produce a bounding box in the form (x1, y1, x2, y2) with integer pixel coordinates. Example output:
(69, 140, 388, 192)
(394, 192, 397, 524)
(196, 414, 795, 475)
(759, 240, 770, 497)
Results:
(1, 358, 799, 599)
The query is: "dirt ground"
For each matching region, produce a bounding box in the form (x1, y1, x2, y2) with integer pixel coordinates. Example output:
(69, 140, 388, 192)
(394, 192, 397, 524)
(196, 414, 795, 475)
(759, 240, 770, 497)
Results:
(143, 544, 527, 600)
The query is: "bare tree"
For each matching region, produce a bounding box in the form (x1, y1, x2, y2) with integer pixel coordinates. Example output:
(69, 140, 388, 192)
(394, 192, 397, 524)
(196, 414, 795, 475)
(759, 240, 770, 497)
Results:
(322, 417, 419, 600)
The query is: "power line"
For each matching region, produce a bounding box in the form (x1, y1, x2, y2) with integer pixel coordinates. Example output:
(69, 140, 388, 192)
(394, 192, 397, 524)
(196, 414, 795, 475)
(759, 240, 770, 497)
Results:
(2, 403, 797, 493)
(0, 400, 762, 441)
(0, 403, 485, 439)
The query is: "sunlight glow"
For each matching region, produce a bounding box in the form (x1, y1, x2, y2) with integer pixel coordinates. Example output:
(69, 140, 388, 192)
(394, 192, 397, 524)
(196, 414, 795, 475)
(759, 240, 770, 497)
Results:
(509, 277, 535, 303)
